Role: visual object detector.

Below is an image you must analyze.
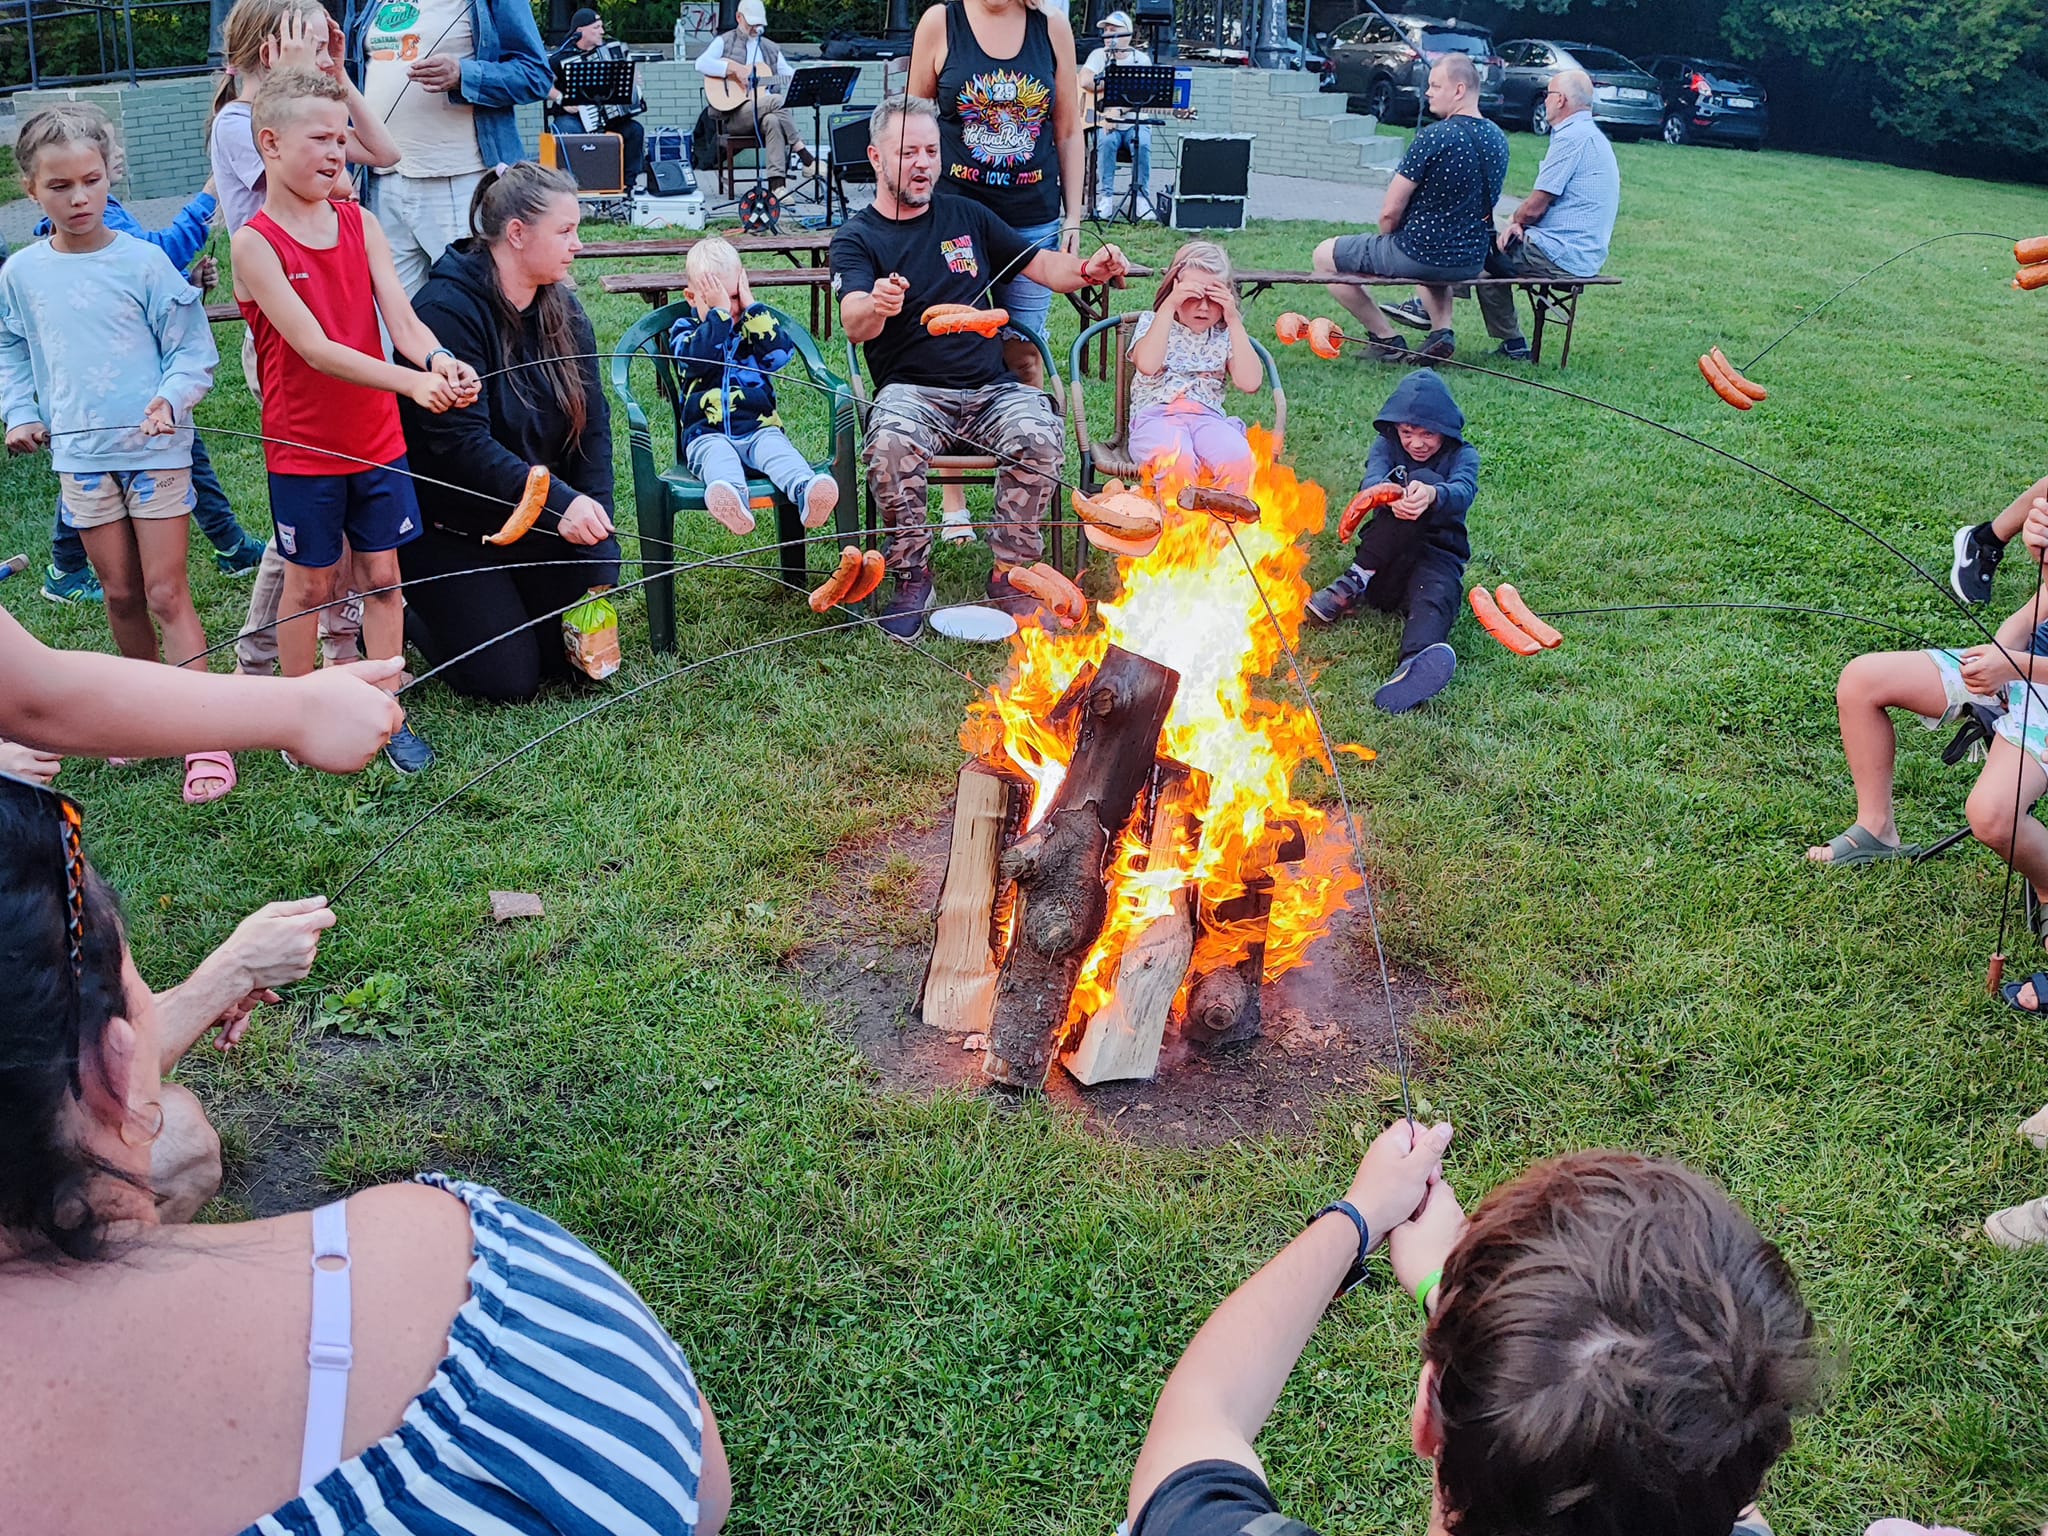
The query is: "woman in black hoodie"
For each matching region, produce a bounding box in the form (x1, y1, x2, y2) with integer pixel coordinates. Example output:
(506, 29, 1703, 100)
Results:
(398, 163, 621, 704)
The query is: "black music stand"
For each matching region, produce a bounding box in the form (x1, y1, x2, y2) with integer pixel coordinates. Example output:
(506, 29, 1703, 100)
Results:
(557, 54, 636, 121)
(782, 64, 860, 220)
(1098, 62, 1174, 223)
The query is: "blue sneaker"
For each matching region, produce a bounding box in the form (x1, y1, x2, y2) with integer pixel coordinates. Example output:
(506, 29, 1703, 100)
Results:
(1373, 642, 1457, 713)
(41, 563, 104, 604)
(877, 569, 935, 641)
(383, 720, 435, 774)
(1306, 564, 1375, 626)
(214, 533, 267, 578)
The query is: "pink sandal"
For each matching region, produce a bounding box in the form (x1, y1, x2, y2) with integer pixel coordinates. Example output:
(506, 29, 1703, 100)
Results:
(182, 750, 237, 805)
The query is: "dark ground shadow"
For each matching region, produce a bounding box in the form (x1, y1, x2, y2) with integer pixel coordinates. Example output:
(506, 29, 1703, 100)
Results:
(793, 801, 1443, 1150)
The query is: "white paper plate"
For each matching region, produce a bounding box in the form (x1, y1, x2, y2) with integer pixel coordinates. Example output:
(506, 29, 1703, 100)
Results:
(930, 604, 1018, 643)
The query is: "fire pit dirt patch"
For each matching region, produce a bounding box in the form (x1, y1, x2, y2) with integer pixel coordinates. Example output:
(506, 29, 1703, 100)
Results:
(793, 809, 1440, 1150)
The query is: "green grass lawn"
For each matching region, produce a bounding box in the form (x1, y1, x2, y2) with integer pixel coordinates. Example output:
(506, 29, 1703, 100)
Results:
(5, 134, 2048, 1533)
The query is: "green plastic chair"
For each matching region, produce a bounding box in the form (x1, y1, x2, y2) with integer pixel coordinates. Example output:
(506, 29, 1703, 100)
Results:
(611, 301, 860, 653)
(1068, 313, 1286, 496)
(842, 327, 1081, 576)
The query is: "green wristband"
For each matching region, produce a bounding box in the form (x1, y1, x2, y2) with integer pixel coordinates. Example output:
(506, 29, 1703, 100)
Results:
(1414, 1267, 1443, 1317)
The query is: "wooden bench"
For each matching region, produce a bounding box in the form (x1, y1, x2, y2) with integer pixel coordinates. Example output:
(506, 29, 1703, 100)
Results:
(1231, 269, 1622, 370)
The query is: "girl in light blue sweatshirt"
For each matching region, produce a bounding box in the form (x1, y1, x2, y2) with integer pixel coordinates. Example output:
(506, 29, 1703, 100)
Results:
(0, 105, 236, 804)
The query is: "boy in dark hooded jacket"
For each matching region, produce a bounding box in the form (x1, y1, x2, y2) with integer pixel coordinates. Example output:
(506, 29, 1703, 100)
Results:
(1307, 370, 1478, 712)
(665, 236, 838, 537)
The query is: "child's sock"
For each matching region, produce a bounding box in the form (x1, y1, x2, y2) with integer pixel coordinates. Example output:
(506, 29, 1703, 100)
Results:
(1975, 520, 2008, 552)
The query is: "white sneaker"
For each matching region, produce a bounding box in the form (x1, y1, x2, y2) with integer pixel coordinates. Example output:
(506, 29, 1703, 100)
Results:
(1093, 199, 1114, 221)
(1135, 193, 1154, 221)
(940, 504, 977, 544)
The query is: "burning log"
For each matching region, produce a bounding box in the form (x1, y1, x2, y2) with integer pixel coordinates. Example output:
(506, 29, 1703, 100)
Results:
(983, 645, 1180, 1087)
(920, 758, 1031, 1036)
(1063, 760, 1198, 1085)
(1183, 819, 1307, 1051)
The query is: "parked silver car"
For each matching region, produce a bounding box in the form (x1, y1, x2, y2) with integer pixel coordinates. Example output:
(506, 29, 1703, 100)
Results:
(1320, 12, 1505, 124)
(1497, 40, 1661, 137)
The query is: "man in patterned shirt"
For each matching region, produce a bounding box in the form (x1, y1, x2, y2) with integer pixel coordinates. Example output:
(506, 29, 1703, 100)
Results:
(1311, 53, 1507, 363)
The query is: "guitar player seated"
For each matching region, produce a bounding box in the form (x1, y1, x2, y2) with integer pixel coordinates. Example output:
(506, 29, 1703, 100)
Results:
(693, 0, 816, 199)
(549, 7, 649, 193)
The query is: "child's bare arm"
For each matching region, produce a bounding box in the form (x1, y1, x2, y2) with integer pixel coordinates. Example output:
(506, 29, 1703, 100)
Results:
(343, 83, 402, 167)
(360, 211, 478, 407)
(1217, 283, 1263, 393)
(233, 224, 435, 402)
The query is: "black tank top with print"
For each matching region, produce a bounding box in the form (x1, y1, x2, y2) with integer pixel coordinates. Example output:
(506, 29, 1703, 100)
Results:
(936, 0, 1062, 226)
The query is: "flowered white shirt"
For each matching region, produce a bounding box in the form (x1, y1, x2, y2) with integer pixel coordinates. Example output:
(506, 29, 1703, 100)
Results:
(1129, 309, 1230, 417)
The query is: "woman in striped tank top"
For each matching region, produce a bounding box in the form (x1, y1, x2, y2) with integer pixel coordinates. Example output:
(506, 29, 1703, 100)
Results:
(0, 777, 730, 1536)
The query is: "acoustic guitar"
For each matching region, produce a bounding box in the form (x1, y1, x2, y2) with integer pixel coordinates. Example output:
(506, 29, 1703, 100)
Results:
(703, 71, 791, 113)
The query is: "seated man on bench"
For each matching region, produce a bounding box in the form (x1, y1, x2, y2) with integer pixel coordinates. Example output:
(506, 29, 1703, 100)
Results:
(1310, 54, 1506, 364)
(1390, 67, 1619, 362)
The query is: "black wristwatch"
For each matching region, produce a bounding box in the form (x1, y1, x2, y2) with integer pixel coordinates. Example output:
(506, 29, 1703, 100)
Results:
(1310, 1200, 1372, 1298)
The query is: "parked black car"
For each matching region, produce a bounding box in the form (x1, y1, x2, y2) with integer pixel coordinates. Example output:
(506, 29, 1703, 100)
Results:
(1640, 55, 1768, 147)
(1497, 39, 1661, 138)
(1319, 12, 1504, 123)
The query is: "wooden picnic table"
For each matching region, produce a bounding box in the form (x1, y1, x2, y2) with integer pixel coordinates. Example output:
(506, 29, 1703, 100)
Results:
(580, 232, 836, 336)
(1231, 269, 1623, 369)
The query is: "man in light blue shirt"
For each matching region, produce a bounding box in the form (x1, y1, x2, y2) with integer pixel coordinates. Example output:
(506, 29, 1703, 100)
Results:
(1476, 66, 1618, 360)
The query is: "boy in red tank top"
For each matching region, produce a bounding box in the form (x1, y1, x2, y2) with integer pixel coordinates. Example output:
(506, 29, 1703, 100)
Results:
(231, 68, 479, 773)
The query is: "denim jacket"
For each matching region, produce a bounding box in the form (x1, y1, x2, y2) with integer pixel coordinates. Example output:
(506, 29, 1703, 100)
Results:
(345, 0, 551, 170)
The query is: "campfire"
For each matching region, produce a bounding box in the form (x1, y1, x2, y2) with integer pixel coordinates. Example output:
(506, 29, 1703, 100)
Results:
(920, 433, 1365, 1088)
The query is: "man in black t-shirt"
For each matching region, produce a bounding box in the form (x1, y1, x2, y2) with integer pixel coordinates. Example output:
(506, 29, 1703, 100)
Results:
(830, 95, 1129, 640)
(1124, 1122, 1818, 1536)
(1310, 54, 1507, 363)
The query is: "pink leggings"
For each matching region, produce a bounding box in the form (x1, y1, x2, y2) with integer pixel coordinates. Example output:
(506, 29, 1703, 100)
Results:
(1128, 403, 1254, 493)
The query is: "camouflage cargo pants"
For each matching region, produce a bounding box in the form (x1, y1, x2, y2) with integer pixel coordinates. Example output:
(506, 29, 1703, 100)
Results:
(865, 381, 1062, 574)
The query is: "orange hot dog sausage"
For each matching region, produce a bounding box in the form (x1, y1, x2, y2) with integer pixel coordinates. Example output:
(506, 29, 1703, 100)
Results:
(2015, 236, 2048, 266)
(921, 303, 974, 325)
(1010, 562, 1087, 627)
(1493, 584, 1563, 649)
(1468, 586, 1543, 655)
(926, 307, 1010, 337)
(484, 465, 552, 545)
(844, 549, 888, 605)
(1338, 483, 1403, 541)
(1177, 485, 1261, 523)
(1308, 316, 1343, 360)
(809, 546, 865, 613)
(1698, 352, 1754, 410)
(2015, 262, 2048, 291)
(1275, 311, 1309, 345)
(1708, 347, 1768, 401)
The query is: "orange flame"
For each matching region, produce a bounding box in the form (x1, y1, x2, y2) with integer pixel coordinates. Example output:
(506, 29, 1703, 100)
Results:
(962, 429, 1364, 1036)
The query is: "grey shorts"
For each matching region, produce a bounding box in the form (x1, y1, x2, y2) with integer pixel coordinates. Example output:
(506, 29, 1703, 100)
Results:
(1329, 231, 1479, 285)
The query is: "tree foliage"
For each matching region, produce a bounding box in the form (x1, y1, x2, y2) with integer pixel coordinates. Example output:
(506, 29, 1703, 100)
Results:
(1466, 0, 2047, 177)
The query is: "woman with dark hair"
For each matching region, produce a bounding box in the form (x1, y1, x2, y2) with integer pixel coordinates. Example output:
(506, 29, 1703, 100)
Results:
(0, 773, 731, 1532)
(909, 0, 1084, 542)
(397, 162, 622, 704)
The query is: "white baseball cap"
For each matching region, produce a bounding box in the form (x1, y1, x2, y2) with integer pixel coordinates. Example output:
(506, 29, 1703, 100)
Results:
(1101, 9, 1133, 32)
(736, 0, 766, 25)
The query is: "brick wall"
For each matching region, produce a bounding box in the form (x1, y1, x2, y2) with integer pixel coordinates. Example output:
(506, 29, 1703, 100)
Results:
(14, 75, 218, 201)
(16, 59, 1388, 206)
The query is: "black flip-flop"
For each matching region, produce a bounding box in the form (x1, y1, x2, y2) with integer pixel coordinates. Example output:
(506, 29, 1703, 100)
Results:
(2000, 972, 2048, 1015)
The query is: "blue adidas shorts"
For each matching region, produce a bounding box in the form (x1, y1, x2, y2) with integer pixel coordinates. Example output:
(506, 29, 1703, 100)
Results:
(269, 458, 422, 569)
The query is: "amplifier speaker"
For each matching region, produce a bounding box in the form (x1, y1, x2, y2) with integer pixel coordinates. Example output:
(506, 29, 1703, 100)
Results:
(647, 158, 695, 196)
(1174, 133, 1252, 198)
(830, 113, 872, 173)
(540, 131, 626, 195)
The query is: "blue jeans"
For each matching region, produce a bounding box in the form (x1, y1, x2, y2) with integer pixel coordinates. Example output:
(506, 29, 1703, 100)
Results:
(996, 214, 1065, 342)
(51, 432, 249, 574)
(1095, 124, 1151, 210)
